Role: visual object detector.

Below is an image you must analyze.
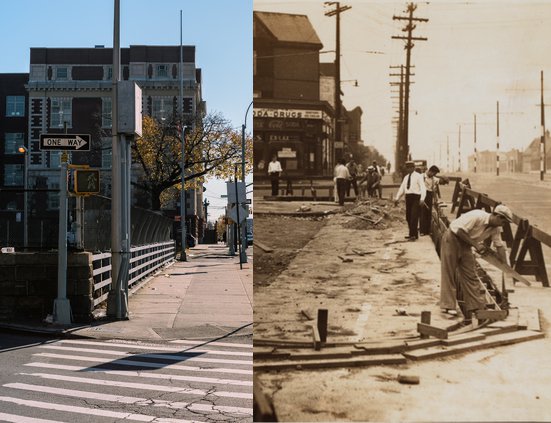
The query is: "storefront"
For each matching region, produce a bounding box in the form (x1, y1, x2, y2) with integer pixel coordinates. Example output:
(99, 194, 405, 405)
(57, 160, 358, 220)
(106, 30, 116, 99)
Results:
(253, 105, 334, 178)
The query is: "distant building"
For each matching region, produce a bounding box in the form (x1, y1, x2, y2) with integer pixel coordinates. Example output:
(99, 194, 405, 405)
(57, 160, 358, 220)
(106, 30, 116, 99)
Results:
(522, 131, 551, 172)
(467, 149, 522, 173)
(253, 11, 335, 177)
(0, 73, 28, 246)
(1, 45, 209, 247)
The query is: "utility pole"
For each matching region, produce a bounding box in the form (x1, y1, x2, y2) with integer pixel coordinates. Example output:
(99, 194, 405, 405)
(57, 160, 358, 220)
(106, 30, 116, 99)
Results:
(179, 10, 187, 262)
(392, 3, 428, 173)
(390, 65, 413, 174)
(474, 113, 477, 173)
(458, 124, 461, 172)
(325, 2, 351, 160)
(541, 70, 546, 180)
(496, 101, 500, 176)
(447, 136, 450, 173)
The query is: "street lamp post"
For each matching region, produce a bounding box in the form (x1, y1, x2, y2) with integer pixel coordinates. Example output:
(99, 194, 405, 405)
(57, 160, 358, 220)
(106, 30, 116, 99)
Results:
(18, 146, 28, 249)
(240, 100, 253, 260)
(179, 125, 187, 261)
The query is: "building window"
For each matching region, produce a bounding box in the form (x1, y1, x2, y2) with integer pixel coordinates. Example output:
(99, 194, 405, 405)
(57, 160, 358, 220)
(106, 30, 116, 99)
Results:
(102, 97, 112, 128)
(105, 66, 113, 80)
(4, 133, 25, 154)
(50, 98, 72, 128)
(56, 67, 68, 80)
(101, 138, 112, 169)
(3, 164, 24, 186)
(152, 97, 174, 122)
(50, 152, 61, 168)
(183, 97, 193, 114)
(157, 64, 169, 78)
(6, 96, 25, 117)
(48, 183, 60, 210)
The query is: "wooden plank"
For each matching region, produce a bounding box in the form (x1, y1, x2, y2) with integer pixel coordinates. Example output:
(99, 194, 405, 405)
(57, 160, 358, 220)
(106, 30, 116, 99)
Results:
(253, 375, 277, 422)
(253, 354, 407, 371)
(354, 339, 442, 354)
(253, 348, 291, 360)
(442, 333, 486, 346)
(403, 330, 544, 361)
(417, 323, 448, 339)
(477, 250, 532, 286)
(288, 348, 355, 361)
(311, 325, 321, 351)
(518, 307, 541, 332)
(475, 309, 508, 321)
(254, 240, 273, 253)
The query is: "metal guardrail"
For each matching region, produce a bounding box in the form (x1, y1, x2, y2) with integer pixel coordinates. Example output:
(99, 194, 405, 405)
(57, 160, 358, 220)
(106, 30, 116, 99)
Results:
(92, 241, 175, 307)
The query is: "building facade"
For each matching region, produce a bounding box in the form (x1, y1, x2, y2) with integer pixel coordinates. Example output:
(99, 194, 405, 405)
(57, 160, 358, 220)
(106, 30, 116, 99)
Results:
(0, 73, 29, 246)
(253, 11, 335, 178)
(1, 45, 207, 248)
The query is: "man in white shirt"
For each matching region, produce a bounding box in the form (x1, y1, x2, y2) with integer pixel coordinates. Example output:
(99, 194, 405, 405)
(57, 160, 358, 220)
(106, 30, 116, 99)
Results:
(394, 161, 426, 241)
(419, 165, 440, 235)
(334, 158, 351, 206)
(440, 205, 512, 323)
(268, 155, 283, 196)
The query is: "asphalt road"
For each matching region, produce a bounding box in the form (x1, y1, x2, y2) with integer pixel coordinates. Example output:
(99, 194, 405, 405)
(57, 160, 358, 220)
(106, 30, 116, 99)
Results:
(0, 333, 252, 422)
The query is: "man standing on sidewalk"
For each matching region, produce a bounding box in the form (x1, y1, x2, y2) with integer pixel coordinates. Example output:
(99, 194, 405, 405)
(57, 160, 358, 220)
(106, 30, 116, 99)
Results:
(440, 205, 513, 322)
(335, 158, 351, 206)
(394, 161, 426, 241)
(268, 154, 282, 196)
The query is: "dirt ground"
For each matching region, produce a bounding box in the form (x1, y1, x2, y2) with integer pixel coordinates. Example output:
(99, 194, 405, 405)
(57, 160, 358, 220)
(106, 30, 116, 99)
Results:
(253, 198, 551, 422)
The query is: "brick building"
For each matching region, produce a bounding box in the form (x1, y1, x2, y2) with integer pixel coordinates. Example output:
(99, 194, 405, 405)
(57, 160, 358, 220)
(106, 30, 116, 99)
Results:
(253, 11, 335, 178)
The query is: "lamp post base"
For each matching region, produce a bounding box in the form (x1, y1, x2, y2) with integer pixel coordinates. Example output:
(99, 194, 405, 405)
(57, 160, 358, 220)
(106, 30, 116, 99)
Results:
(53, 298, 72, 325)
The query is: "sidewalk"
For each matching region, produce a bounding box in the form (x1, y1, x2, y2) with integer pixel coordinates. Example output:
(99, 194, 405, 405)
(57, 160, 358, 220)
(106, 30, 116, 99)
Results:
(1, 243, 253, 343)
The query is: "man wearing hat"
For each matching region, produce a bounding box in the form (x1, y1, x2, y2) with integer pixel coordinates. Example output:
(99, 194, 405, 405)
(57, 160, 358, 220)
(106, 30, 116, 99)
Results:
(419, 165, 441, 235)
(440, 204, 513, 323)
(394, 161, 426, 240)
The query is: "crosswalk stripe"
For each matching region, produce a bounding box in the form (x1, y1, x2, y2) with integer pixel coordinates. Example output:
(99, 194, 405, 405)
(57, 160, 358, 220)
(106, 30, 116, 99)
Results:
(39, 345, 252, 365)
(24, 362, 253, 386)
(0, 412, 62, 423)
(58, 339, 253, 357)
(20, 372, 252, 399)
(169, 339, 253, 349)
(4, 383, 252, 415)
(0, 396, 192, 422)
(32, 353, 252, 375)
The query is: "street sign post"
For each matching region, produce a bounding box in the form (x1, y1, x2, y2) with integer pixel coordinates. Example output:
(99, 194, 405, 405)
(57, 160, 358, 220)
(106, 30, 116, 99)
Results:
(40, 134, 91, 151)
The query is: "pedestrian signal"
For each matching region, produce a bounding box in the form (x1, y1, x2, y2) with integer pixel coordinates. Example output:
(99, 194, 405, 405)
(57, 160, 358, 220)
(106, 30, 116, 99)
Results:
(74, 169, 100, 195)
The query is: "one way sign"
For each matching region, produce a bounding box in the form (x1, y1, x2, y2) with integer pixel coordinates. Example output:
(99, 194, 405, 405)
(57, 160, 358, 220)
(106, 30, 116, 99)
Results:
(40, 134, 91, 151)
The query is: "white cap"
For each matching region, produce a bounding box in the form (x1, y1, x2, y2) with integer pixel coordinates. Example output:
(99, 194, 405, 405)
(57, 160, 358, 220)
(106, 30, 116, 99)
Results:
(494, 204, 513, 223)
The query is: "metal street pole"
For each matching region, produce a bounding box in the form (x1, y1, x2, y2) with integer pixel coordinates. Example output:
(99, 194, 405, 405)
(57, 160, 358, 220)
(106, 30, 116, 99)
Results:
(234, 166, 243, 270)
(53, 160, 71, 324)
(107, 0, 128, 319)
(179, 10, 187, 261)
(18, 146, 28, 249)
(240, 100, 252, 258)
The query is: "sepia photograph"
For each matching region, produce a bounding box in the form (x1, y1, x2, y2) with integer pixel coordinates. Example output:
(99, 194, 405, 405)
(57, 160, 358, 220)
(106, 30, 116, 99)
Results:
(252, 1, 551, 421)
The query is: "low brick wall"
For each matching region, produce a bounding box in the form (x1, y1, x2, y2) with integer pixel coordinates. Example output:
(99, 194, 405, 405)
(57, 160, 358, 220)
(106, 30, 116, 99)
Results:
(0, 252, 94, 323)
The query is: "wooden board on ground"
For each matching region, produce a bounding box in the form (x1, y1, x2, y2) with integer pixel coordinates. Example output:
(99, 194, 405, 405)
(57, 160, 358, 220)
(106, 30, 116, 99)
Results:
(254, 354, 407, 371)
(518, 307, 541, 332)
(311, 325, 321, 350)
(442, 333, 486, 346)
(253, 375, 277, 422)
(403, 330, 544, 361)
(417, 323, 448, 339)
(475, 309, 508, 321)
(254, 240, 274, 253)
(253, 348, 291, 360)
(480, 321, 520, 336)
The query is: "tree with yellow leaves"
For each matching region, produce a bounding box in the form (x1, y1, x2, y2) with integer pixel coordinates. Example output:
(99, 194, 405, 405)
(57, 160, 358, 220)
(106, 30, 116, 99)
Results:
(132, 112, 252, 210)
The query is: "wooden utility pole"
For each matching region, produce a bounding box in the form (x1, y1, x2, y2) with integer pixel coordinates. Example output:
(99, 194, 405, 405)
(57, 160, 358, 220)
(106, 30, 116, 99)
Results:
(390, 65, 412, 175)
(392, 3, 428, 173)
(496, 101, 500, 176)
(474, 114, 477, 173)
(458, 124, 461, 172)
(325, 2, 351, 160)
(541, 70, 546, 180)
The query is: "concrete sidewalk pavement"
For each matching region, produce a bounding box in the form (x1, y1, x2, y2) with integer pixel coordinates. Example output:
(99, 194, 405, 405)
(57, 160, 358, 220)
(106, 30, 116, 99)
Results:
(1, 244, 253, 343)
(75, 243, 253, 342)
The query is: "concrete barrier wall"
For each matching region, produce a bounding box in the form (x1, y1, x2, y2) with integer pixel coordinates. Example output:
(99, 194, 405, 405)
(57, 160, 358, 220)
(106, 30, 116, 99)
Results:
(0, 252, 94, 323)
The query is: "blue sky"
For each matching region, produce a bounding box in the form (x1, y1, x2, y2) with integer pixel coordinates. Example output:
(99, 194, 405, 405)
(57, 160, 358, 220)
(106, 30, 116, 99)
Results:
(1, 0, 252, 219)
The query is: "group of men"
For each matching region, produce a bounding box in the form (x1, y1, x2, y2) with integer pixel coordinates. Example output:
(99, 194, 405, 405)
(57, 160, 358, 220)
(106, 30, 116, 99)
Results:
(394, 160, 514, 325)
(334, 158, 385, 206)
(394, 160, 441, 241)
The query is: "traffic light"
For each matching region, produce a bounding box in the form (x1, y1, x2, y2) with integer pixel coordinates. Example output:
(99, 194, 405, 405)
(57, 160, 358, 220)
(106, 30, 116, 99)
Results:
(74, 169, 100, 195)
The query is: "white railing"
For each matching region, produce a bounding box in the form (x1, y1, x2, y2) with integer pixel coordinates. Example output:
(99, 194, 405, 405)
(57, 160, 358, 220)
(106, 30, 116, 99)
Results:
(92, 241, 175, 307)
